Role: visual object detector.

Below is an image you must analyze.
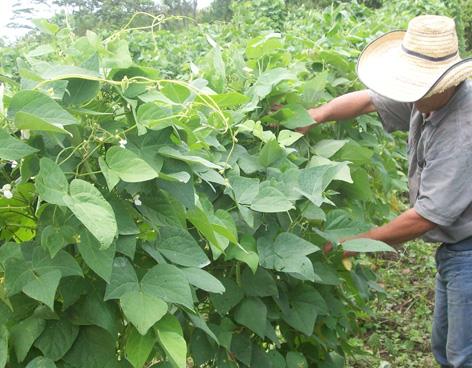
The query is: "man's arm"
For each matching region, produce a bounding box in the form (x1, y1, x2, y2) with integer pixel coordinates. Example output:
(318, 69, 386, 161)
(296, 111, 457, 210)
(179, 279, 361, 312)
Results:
(325, 208, 437, 255)
(299, 90, 376, 133)
(349, 208, 436, 246)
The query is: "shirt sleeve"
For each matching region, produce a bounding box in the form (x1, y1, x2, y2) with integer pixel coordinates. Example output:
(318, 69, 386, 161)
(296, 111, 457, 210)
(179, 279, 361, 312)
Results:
(368, 90, 412, 132)
(414, 143, 472, 226)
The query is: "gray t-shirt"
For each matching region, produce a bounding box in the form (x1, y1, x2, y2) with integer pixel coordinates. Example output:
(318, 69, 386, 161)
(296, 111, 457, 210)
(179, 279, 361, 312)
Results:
(369, 80, 472, 244)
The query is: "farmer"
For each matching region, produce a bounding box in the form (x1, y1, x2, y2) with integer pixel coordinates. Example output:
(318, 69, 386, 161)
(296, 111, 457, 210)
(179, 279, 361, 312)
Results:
(297, 15, 472, 368)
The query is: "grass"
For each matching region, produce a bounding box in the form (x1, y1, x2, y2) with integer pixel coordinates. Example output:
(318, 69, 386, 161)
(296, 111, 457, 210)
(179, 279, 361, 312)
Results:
(348, 240, 439, 368)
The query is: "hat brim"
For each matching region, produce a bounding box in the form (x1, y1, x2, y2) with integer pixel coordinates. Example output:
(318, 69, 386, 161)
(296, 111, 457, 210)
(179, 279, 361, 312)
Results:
(357, 31, 472, 102)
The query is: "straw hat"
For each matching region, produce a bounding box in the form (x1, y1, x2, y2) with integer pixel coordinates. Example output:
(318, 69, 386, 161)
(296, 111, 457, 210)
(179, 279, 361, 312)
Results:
(357, 15, 472, 102)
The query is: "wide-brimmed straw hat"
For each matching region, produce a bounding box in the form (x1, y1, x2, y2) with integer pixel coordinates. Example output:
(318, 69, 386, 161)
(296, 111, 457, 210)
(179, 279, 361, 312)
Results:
(357, 15, 472, 102)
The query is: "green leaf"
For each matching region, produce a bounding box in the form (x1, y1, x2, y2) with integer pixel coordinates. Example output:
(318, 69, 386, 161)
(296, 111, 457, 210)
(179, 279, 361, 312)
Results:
(268, 351, 286, 368)
(78, 230, 116, 282)
(241, 267, 278, 297)
(250, 186, 294, 213)
(186, 312, 219, 344)
(334, 140, 373, 165)
(8, 90, 78, 133)
(157, 226, 210, 268)
(0, 325, 8, 368)
(197, 92, 249, 107)
(34, 319, 79, 361)
(286, 352, 308, 368)
(125, 327, 155, 368)
(41, 225, 67, 258)
(22, 270, 61, 310)
(63, 78, 100, 106)
(225, 239, 259, 274)
(64, 179, 117, 249)
(25, 357, 57, 368)
(257, 234, 319, 282)
(63, 326, 117, 368)
(298, 165, 340, 206)
(106, 147, 158, 183)
(33, 248, 83, 278)
(0, 129, 38, 160)
(98, 157, 120, 191)
(181, 267, 225, 294)
(342, 238, 396, 253)
(160, 82, 191, 104)
(155, 315, 187, 368)
(10, 317, 46, 362)
(312, 139, 348, 158)
(120, 289, 168, 335)
(137, 102, 175, 130)
(234, 298, 267, 338)
(32, 19, 59, 34)
(105, 257, 139, 301)
(259, 139, 284, 167)
(282, 286, 326, 336)
(35, 158, 69, 206)
(159, 146, 222, 170)
(141, 264, 194, 310)
(209, 277, 244, 315)
(102, 39, 133, 68)
(246, 33, 283, 59)
(277, 130, 304, 147)
(229, 176, 260, 205)
(275, 104, 313, 129)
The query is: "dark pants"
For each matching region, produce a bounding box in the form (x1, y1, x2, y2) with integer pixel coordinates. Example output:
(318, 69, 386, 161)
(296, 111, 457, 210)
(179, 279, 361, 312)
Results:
(432, 242, 472, 367)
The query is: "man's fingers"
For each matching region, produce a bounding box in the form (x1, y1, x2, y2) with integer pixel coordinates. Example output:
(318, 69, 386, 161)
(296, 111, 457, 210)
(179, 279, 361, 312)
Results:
(295, 125, 311, 135)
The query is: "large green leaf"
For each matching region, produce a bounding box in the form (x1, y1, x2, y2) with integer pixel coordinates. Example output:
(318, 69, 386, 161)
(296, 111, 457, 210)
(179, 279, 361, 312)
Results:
(34, 319, 79, 361)
(63, 78, 100, 106)
(141, 264, 194, 310)
(342, 238, 395, 253)
(258, 139, 284, 167)
(181, 267, 225, 294)
(157, 226, 210, 268)
(274, 104, 313, 129)
(10, 317, 46, 362)
(64, 179, 117, 249)
(297, 165, 340, 206)
(125, 327, 155, 368)
(106, 146, 158, 183)
(234, 298, 267, 338)
(258, 234, 319, 282)
(286, 352, 308, 368)
(0, 325, 8, 368)
(22, 270, 61, 310)
(229, 176, 260, 205)
(0, 129, 38, 160)
(63, 326, 117, 368)
(78, 230, 116, 282)
(7, 90, 78, 133)
(282, 286, 327, 336)
(250, 186, 294, 213)
(25, 357, 57, 368)
(104, 257, 139, 300)
(155, 315, 187, 368)
(120, 289, 168, 335)
(102, 39, 133, 68)
(35, 158, 69, 206)
(209, 277, 244, 316)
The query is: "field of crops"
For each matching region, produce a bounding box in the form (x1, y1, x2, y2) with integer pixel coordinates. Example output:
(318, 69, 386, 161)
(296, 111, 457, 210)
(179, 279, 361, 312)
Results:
(0, 0, 466, 367)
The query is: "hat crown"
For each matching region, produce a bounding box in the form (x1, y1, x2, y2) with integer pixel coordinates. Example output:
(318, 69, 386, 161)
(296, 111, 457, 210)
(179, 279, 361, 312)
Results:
(403, 15, 458, 59)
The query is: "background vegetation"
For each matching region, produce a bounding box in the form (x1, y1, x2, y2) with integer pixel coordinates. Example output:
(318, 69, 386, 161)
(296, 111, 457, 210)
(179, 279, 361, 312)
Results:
(0, 0, 469, 367)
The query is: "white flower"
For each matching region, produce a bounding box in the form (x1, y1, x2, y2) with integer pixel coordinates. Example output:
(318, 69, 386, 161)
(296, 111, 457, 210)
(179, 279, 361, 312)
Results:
(133, 194, 142, 206)
(1, 184, 12, 199)
(119, 138, 127, 149)
(10, 160, 17, 169)
(20, 130, 30, 140)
